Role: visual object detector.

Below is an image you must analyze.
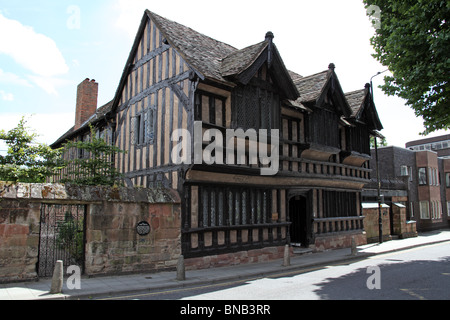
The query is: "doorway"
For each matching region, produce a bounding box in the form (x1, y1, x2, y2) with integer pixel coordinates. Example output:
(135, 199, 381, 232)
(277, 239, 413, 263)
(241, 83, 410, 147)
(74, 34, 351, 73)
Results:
(38, 204, 86, 278)
(289, 195, 310, 247)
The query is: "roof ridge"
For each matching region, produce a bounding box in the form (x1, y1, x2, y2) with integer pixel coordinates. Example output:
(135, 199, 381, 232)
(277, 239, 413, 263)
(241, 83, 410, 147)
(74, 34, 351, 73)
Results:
(147, 10, 237, 50)
(345, 88, 366, 96)
(294, 69, 329, 82)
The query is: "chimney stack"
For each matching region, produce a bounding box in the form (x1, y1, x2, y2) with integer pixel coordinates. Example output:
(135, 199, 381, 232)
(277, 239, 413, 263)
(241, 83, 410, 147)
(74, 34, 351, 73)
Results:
(75, 78, 98, 130)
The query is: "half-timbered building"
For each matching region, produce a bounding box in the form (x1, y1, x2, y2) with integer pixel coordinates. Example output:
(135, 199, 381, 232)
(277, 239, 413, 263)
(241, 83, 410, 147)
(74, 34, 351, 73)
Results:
(52, 10, 383, 267)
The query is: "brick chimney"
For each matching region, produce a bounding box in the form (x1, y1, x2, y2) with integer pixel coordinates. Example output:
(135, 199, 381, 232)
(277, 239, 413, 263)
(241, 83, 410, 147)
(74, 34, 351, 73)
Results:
(75, 78, 98, 130)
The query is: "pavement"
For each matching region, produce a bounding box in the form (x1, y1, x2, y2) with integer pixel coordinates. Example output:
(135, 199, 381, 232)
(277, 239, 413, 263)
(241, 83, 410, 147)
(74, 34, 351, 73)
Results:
(1, 229, 449, 300)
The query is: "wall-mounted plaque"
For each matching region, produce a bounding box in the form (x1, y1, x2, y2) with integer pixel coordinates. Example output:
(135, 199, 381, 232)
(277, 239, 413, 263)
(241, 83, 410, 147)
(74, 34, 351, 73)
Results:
(136, 221, 151, 236)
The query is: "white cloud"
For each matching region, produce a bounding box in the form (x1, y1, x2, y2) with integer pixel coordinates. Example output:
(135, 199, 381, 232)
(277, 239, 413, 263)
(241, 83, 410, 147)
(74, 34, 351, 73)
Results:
(0, 68, 33, 87)
(27, 75, 56, 96)
(0, 13, 69, 77)
(0, 113, 74, 145)
(0, 90, 14, 101)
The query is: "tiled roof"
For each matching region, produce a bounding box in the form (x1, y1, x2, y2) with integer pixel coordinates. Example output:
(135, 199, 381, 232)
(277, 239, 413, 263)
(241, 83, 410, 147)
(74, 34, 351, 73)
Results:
(53, 10, 383, 147)
(149, 11, 237, 84)
(345, 89, 367, 117)
(51, 100, 113, 147)
(221, 41, 268, 78)
(292, 70, 330, 103)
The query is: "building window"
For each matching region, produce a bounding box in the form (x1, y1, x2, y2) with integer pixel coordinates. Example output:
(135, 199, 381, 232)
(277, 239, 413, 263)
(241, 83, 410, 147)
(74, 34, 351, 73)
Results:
(195, 91, 226, 127)
(430, 201, 442, 220)
(131, 106, 155, 146)
(200, 186, 271, 228)
(446, 173, 450, 188)
(418, 168, 427, 185)
(419, 201, 430, 219)
(437, 201, 442, 219)
(233, 85, 280, 132)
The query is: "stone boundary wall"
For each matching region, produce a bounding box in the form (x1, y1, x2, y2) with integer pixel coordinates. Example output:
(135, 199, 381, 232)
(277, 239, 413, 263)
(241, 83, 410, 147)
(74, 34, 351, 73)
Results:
(362, 205, 392, 243)
(0, 182, 181, 283)
(185, 246, 289, 270)
(314, 231, 367, 252)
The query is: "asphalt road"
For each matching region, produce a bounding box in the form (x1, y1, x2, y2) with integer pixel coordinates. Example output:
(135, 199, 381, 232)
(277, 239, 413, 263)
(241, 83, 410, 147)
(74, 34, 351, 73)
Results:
(97, 242, 450, 301)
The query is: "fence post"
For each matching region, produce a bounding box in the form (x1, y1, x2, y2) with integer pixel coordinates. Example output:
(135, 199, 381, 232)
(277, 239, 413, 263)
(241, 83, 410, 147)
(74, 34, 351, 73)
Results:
(351, 236, 357, 256)
(176, 255, 186, 281)
(282, 244, 291, 267)
(50, 260, 64, 294)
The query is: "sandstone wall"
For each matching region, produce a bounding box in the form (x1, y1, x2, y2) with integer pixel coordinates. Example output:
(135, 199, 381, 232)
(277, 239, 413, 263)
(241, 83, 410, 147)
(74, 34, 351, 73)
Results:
(0, 182, 181, 283)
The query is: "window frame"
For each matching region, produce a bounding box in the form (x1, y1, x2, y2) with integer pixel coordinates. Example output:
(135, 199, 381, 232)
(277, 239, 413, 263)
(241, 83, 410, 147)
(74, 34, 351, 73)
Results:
(131, 106, 156, 146)
(418, 167, 427, 185)
(419, 201, 430, 219)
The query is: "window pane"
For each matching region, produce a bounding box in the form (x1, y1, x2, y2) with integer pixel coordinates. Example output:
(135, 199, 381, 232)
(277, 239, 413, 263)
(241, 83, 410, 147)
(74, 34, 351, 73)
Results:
(228, 190, 234, 225)
(262, 191, 268, 223)
(256, 191, 262, 224)
(218, 191, 224, 226)
(418, 168, 427, 185)
(202, 188, 209, 227)
(210, 190, 216, 227)
(420, 201, 430, 219)
(242, 191, 247, 224)
(235, 192, 240, 225)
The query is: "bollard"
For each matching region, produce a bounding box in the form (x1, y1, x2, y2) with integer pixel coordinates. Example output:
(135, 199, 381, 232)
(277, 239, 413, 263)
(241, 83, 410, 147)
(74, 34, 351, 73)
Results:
(282, 244, 291, 267)
(351, 237, 357, 256)
(176, 255, 186, 281)
(50, 260, 64, 294)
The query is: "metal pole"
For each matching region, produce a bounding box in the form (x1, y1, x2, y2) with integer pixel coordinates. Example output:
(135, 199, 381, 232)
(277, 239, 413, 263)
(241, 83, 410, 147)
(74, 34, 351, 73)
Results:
(370, 71, 387, 244)
(374, 136, 383, 244)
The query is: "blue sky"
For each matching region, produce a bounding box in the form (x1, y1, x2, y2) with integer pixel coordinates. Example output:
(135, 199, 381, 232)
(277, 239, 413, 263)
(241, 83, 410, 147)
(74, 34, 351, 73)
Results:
(0, 0, 446, 153)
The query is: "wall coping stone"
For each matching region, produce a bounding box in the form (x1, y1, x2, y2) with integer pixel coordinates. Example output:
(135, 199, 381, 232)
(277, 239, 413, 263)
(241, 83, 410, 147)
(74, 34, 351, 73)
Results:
(0, 181, 180, 204)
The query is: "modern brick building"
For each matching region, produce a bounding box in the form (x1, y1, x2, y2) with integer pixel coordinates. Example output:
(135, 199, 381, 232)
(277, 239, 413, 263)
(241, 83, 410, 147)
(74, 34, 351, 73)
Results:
(363, 145, 450, 233)
(406, 134, 450, 159)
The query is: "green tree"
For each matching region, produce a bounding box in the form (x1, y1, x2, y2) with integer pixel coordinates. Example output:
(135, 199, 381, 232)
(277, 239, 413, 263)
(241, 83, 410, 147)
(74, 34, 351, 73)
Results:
(0, 117, 63, 183)
(370, 136, 387, 148)
(56, 211, 84, 265)
(61, 124, 126, 186)
(364, 0, 450, 134)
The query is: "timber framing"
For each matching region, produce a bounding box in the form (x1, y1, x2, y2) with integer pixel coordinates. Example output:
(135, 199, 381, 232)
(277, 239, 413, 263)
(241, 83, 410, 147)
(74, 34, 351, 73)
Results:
(52, 9, 383, 260)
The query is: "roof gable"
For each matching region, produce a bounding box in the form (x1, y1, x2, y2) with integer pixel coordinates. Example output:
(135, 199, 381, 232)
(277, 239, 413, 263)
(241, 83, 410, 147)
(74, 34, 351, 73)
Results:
(221, 33, 299, 100)
(293, 64, 352, 118)
(345, 84, 383, 131)
(221, 41, 268, 78)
